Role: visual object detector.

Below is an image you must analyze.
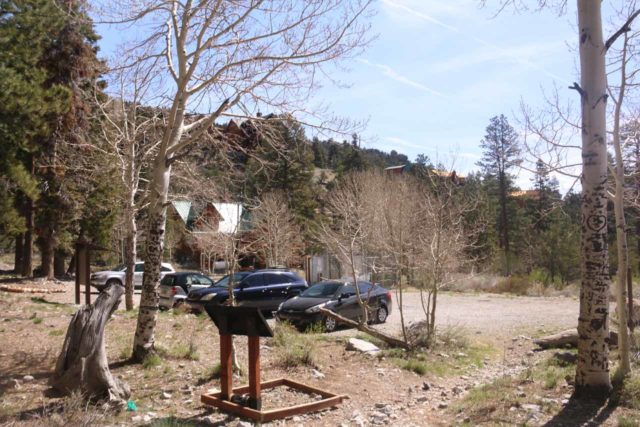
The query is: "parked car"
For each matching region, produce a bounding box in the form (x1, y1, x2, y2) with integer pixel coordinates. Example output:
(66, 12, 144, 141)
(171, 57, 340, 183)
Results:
(186, 269, 308, 314)
(275, 280, 392, 332)
(158, 272, 215, 310)
(90, 261, 175, 289)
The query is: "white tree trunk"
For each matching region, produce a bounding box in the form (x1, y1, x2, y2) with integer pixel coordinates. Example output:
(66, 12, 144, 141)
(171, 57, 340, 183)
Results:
(123, 208, 136, 311)
(132, 156, 172, 361)
(575, 0, 612, 396)
(611, 33, 631, 376)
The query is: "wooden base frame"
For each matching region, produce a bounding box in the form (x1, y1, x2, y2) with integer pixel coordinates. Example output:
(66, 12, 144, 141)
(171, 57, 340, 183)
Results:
(201, 377, 348, 422)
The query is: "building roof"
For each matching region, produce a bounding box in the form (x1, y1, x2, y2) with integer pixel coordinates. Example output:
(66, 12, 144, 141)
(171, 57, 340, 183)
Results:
(384, 164, 408, 171)
(431, 169, 466, 179)
(171, 201, 197, 225)
(171, 200, 246, 233)
(212, 203, 245, 233)
(510, 190, 540, 198)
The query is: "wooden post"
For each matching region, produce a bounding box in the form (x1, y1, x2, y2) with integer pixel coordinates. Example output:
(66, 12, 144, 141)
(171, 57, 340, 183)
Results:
(220, 334, 233, 400)
(84, 249, 91, 305)
(75, 243, 81, 305)
(75, 242, 90, 305)
(248, 335, 261, 409)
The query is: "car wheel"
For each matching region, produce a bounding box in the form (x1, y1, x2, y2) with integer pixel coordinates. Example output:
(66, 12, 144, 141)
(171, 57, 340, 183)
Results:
(324, 316, 337, 333)
(106, 279, 122, 288)
(375, 306, 388, 324)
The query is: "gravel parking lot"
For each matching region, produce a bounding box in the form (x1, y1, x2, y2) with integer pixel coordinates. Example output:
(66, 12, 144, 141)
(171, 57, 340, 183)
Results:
(375, 291, 579, 340)
(76, 287, 579, 341)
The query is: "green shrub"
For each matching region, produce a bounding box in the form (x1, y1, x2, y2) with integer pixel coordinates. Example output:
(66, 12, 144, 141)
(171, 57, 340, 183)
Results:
(618, 416, 639, 427)
(168, 341, 200, 361)
(437, 324, 470, 350)
(272, 322, 317, 368)
(401, 359, 428, 375)
(201, 363, 221, 380)
(620, 375, 640, 410)
(119, 347, 131, 360)
(143, 354, 162, 369)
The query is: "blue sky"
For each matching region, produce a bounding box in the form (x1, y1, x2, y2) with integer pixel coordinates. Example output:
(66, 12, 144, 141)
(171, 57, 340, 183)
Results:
(95, 0, 596, 193)
(310, 0, 583, 191)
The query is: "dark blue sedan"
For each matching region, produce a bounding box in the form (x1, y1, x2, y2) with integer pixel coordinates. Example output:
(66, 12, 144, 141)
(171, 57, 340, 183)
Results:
(186, 269, 308, 314)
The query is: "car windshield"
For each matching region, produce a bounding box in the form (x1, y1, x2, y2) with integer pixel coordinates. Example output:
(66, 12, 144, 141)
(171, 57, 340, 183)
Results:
(213, 272, 250, 288)
(112, 264, 126, 272)
(300, 282, 342, 298)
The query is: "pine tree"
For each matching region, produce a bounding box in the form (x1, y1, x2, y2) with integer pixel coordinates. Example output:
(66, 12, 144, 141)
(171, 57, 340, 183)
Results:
(531, 159, 559, 232)
(0, 0, 68, 275)
(35, 0, 103, 278)
(476, 114, 520, 275)
(245, 119, 318, 235)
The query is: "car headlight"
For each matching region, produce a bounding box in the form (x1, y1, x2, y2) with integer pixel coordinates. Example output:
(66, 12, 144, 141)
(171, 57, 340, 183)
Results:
(200, 293, 217, 301)
(305, 302, 326, 314)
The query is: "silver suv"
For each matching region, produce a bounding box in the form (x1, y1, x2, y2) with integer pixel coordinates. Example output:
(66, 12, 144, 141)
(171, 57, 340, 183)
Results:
(90, 261, 175, 289)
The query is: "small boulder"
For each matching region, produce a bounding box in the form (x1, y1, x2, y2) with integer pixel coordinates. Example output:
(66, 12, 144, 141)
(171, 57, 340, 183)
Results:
(346, 338, 380, 355)
(22, 375, 34, 382)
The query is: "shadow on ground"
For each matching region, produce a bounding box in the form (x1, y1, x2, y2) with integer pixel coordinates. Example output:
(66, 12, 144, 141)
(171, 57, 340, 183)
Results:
(543, 395, 616, 426)
(144, 414, 237, 426)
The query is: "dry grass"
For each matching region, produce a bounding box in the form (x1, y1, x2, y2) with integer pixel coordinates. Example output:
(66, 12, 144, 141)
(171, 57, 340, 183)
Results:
(384, 326, 494, 378)
(453, 351, 575, 424)
(27, 391, 110, 427)
(619, 374, 640, 410)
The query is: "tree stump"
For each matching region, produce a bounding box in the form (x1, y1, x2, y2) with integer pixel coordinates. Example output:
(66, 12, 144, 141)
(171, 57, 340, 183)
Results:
(50, 283, 130, 404)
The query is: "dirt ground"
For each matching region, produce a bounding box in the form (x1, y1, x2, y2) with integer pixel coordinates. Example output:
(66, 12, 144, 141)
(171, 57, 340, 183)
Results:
(0, 277, 638, 427)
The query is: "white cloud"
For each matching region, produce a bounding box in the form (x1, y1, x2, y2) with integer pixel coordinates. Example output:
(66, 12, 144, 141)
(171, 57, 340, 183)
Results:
(431, 41, 566, 74)
(383, 136, 424, 150)
(358, 58, 447, 97)
(381, 0, 461, 32)
(381, 0, 570, 84)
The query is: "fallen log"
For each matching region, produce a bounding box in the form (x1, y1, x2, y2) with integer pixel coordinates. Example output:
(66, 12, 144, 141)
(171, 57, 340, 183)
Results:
(318, 307, 410, 350)
(50, 283, 130, 404)
(533, 328, 618, 350)
(0, 285, 66, 294)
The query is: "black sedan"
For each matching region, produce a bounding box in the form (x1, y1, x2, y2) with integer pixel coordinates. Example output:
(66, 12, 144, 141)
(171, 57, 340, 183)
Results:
(275, 280, 392, 332)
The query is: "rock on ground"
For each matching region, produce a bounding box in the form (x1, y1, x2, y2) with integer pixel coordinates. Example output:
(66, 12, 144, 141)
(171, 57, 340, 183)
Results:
(346, 338, 380, 355)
